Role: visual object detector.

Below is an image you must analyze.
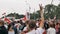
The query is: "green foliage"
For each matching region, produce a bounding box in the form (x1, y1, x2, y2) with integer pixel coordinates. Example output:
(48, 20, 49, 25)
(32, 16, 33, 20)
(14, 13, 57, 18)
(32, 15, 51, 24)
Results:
(30, 10, 41, 20)
(30, 4, 60, 20)
(44, 4, 60, 19)
(6, 13, 25, 19)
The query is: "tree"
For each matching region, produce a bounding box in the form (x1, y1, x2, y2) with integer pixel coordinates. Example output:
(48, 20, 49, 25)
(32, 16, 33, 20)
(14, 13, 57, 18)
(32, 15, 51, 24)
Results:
(56, 4, 60, 19)
(44, 4, 57, 19)
(5, 13, 25, 19)
(30, 10, 41, 20)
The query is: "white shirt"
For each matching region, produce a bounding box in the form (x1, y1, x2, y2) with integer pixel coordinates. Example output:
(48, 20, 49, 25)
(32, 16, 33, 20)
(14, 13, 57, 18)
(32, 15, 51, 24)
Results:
(23, 26, 27, 31)
(4, 25, 8, 29)
(8, 31, 15, 34)
(47, 27, 56, 34)
(26, 27, 44, 34)
(26, 29, 36, 34)
(36, 27, 44, 34)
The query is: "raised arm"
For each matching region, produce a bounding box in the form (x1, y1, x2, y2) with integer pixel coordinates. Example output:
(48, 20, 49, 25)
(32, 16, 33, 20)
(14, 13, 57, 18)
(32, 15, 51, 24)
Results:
(39, 4, 44, 28)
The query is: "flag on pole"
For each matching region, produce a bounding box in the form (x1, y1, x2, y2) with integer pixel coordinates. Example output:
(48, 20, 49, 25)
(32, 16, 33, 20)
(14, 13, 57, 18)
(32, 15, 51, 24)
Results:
(23, 15, 27, 21)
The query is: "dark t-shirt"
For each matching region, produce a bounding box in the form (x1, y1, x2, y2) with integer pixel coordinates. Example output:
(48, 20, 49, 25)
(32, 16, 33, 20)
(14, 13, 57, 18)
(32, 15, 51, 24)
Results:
(0, 26, 8, 34)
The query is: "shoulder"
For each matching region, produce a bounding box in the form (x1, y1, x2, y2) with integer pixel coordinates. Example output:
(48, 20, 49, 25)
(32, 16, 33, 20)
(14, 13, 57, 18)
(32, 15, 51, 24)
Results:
(26, 32, 31, 34)
(47, 28, 51, 31)
(36, 28, 44, 31)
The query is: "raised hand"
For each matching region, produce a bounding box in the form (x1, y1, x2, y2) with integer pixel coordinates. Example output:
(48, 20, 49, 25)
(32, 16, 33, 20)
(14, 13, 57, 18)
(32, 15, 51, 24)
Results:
(39, 4, 43, 11)
(39, 4, 44, 28)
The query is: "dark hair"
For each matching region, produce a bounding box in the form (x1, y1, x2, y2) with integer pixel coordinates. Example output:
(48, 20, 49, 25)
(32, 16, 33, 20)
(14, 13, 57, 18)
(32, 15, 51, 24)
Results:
(29, 20, 36, 30)
(49, 24, 55, 28)
(19, 20, 23, 25)
(8, 24, 13, 31)
(25, 20, 30, 25)
(56, 23, 59, 25)
(0, 20, 4, 26)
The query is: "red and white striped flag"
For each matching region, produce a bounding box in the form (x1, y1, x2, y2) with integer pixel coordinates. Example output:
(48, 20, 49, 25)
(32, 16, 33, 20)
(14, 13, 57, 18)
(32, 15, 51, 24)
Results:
(22, 15, 27, 21)
(4, 18, 11, 24)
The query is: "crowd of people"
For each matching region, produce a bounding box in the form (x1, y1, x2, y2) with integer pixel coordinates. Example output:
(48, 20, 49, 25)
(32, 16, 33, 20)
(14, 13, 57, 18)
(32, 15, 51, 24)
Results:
(0, 4, 60, 34)
(0, 19, 60, 34)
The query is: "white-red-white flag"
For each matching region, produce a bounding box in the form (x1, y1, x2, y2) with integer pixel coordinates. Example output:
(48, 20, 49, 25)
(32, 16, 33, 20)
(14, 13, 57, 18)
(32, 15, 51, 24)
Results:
(4, 18, 11, 24)
(22, 15, 27, 21)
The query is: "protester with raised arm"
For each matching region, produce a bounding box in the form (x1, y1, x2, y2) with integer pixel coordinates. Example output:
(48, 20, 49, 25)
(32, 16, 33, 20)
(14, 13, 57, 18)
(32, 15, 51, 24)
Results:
(0, 20, 8, 34)
(36, 4, 45, 34)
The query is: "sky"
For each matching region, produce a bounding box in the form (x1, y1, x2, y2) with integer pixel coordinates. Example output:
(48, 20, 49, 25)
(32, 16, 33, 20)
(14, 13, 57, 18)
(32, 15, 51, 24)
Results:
(0, 0, 60, 17)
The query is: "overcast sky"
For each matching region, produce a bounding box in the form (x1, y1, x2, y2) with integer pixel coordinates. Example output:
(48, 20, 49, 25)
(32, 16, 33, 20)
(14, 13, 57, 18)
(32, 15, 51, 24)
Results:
(0, 0, 60, 17)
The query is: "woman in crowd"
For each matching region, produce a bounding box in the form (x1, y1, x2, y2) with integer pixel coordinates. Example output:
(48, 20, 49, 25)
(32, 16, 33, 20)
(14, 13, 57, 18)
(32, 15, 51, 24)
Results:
(8, 24, 15, 34)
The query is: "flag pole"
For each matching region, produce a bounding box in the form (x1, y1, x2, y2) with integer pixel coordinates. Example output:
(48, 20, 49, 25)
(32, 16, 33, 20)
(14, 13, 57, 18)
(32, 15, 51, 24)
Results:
(29, 5, 31, 20)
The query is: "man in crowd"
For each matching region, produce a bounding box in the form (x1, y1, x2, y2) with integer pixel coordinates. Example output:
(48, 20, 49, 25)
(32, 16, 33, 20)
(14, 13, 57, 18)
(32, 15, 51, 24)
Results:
(0, 20, 8, 34)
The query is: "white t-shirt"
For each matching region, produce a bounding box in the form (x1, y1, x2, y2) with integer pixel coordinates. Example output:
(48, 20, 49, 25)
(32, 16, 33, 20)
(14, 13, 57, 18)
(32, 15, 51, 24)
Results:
(36, 27, 44, 34)
(47, 27, 56, 34)
(26, 29, 36, 34)
(8, 31, 15, 34)
(26, 27, 44, 34)
(23, 26, 27, 31)
(4, 25, 8, 29)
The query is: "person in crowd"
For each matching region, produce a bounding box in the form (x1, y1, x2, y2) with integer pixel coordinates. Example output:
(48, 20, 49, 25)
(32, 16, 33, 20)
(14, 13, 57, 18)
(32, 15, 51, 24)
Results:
(36, 4, 45, 34)
(26, 4, 45, 34)
(8, 24, 15, 34)
(26, 20, 36, 34)
(47, 22, 56, 34)
(56, 23, 60, 34)
(19, 20, 26, 31)
(36, 19, 40, 28)
(55, 23, 59, 33)
(0, 20, 8, 34)
(23, 20, 30, 33)
(35, 19, 44, 34)
(4, 22, 8, 29)
(44, 19, 49, 30)
(11, 21, 18, 34)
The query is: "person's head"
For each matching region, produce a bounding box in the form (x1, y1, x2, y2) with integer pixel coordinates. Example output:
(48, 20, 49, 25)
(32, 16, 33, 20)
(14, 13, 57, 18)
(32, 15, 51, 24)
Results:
(28, 20, 36, 30)
(49, 21, 55, 28)
(57, 23, 60, 28)
(25, 20, 30, 25)
(0, 20, 4, 26)
(19, 20, 23, 25)
(8, 24, 13, 31)
(49, 24, 54, 28)
(58, 23, 60, 28)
